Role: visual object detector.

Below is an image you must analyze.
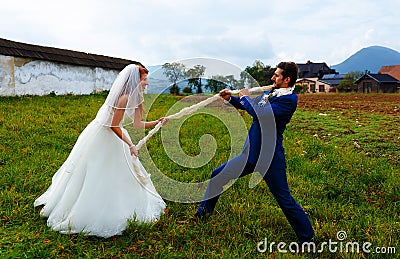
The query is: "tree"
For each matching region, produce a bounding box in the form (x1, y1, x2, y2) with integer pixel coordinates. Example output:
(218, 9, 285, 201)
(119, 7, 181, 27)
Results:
(185, 65, 206, 94)
(294, 84, 308, 94)
(241, 60, 273, 88)
(240, 70, 256, 88)
(205, 75, 228, 93)
(224, 75, 239, 90)
(263, 65, 275, 86)
(162, 62, 186, 95)
(337, 71, 364, 92)
(182, 86, 192, 94)
(169, 84, 180, 95)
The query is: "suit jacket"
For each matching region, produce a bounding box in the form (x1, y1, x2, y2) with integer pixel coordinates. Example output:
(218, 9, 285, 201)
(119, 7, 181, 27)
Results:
(228, 90, 298, 172)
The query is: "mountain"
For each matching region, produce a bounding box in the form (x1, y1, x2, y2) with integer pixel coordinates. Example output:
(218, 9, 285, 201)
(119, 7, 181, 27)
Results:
(147, 65, 163, 74)
(145, 65, 170, 94)
(331, 46, 400, 74)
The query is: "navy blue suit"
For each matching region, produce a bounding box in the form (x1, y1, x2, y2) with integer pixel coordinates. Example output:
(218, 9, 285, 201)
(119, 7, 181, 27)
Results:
(197, 90, 314, 242)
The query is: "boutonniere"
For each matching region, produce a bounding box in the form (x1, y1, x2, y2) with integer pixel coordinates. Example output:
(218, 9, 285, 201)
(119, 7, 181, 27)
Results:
(267, 91, 277, 100)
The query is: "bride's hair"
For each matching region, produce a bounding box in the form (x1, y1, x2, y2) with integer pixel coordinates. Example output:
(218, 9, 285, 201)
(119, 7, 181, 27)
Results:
(137, 65, 149, 119)
(139, 65, 149, 75)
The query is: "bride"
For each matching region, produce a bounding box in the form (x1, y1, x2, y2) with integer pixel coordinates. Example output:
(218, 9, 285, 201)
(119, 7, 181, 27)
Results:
(34, 64, 167, 238)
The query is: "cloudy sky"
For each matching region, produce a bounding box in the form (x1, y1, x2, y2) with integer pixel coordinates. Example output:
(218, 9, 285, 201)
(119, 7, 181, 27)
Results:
(2, 0, 399, 69)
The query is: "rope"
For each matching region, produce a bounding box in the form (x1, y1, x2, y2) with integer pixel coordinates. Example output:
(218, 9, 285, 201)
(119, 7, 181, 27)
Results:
(135, 85, 273, 150)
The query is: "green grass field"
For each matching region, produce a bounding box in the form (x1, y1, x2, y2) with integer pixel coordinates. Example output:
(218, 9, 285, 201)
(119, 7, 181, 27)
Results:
(1, 93, 399, 258)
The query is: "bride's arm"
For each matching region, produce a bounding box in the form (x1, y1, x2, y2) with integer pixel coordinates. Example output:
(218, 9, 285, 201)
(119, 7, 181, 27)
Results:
(134, 120, 162, 129)
(133, 104, 165, 129)
(110, 95, 137, 155)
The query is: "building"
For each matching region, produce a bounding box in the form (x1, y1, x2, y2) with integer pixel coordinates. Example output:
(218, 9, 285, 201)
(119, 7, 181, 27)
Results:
(297, 61, 337, 79)
(355, 73, 399, 93)
(296, 78, 331, 93)
(0, 38, 142, 96)
(296, 61, 338, 93)
(379, 65, 400, 80)
(318, 74, 346, 92)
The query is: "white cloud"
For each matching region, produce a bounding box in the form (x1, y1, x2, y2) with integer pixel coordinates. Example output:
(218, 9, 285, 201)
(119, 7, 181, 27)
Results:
(1, 0, 399, 68)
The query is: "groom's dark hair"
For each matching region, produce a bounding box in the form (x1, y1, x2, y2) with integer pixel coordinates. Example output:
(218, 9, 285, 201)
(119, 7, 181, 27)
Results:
(277, 62, 298, 87)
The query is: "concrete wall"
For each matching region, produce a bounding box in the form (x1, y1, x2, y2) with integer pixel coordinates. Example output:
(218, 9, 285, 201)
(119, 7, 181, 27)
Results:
(0, 55, 14, 95)
(0, 54, 119, 96)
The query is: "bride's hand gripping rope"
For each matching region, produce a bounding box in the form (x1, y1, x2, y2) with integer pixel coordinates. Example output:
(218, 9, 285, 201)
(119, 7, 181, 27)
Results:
(129, 144, 138, 157)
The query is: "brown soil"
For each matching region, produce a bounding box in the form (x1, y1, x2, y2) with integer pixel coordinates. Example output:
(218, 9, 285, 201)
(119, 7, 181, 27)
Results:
(179, 93, 400, 162)
(182, 93, 400, 116)
(297, 94, 400, 116)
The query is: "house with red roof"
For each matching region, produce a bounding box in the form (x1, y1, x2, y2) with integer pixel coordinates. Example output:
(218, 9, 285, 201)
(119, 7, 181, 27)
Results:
(379, 65, 400, 80)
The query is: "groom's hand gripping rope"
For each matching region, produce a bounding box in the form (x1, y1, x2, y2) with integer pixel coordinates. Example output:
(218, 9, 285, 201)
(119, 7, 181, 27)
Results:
(219, 89, 231, 101)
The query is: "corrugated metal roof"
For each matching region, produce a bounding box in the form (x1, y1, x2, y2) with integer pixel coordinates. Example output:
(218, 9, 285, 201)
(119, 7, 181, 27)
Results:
(0, 38, 143, 70)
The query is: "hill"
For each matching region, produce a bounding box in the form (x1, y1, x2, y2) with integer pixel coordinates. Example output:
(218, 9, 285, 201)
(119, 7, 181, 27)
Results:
(332, 46, 400, 74)
(146, 65, 170, 94)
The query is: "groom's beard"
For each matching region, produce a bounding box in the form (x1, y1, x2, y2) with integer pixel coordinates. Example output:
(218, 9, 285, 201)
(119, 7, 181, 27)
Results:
(272, 81, 286, 90)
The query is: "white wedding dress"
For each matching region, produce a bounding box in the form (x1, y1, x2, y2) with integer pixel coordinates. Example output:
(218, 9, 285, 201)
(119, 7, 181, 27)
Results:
(34, 65, 166, 238)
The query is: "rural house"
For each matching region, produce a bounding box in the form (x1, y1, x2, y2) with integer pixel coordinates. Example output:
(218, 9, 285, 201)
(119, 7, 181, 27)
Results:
(297, 61, 337, 79)
(296, 61, 338, 93)
(355, 73, 399, 93)
(296, 78, 331, 93)
(318, 74, 346, 92)
(0, 38, 141, 96)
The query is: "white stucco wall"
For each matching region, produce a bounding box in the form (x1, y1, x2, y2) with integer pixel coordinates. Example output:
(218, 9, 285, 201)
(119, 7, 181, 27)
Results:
(0, 54, 120, 96)
(0, 55, 14, 95)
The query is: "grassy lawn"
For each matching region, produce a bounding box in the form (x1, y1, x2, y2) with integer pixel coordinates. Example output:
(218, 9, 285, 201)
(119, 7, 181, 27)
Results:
(1, 93, 398, 258)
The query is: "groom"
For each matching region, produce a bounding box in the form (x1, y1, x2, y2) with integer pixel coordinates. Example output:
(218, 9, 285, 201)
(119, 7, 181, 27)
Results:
(195, 62, 314, 243)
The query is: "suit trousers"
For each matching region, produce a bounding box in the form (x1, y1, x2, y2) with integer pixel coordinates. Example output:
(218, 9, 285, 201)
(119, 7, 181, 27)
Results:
(197, 155, 314, 242)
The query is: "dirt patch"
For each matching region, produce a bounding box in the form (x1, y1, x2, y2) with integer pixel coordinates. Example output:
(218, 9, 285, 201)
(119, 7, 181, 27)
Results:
(181, 93, 400, 115)
(178, 93, 400, 162)
(298, 94, 400, 116)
